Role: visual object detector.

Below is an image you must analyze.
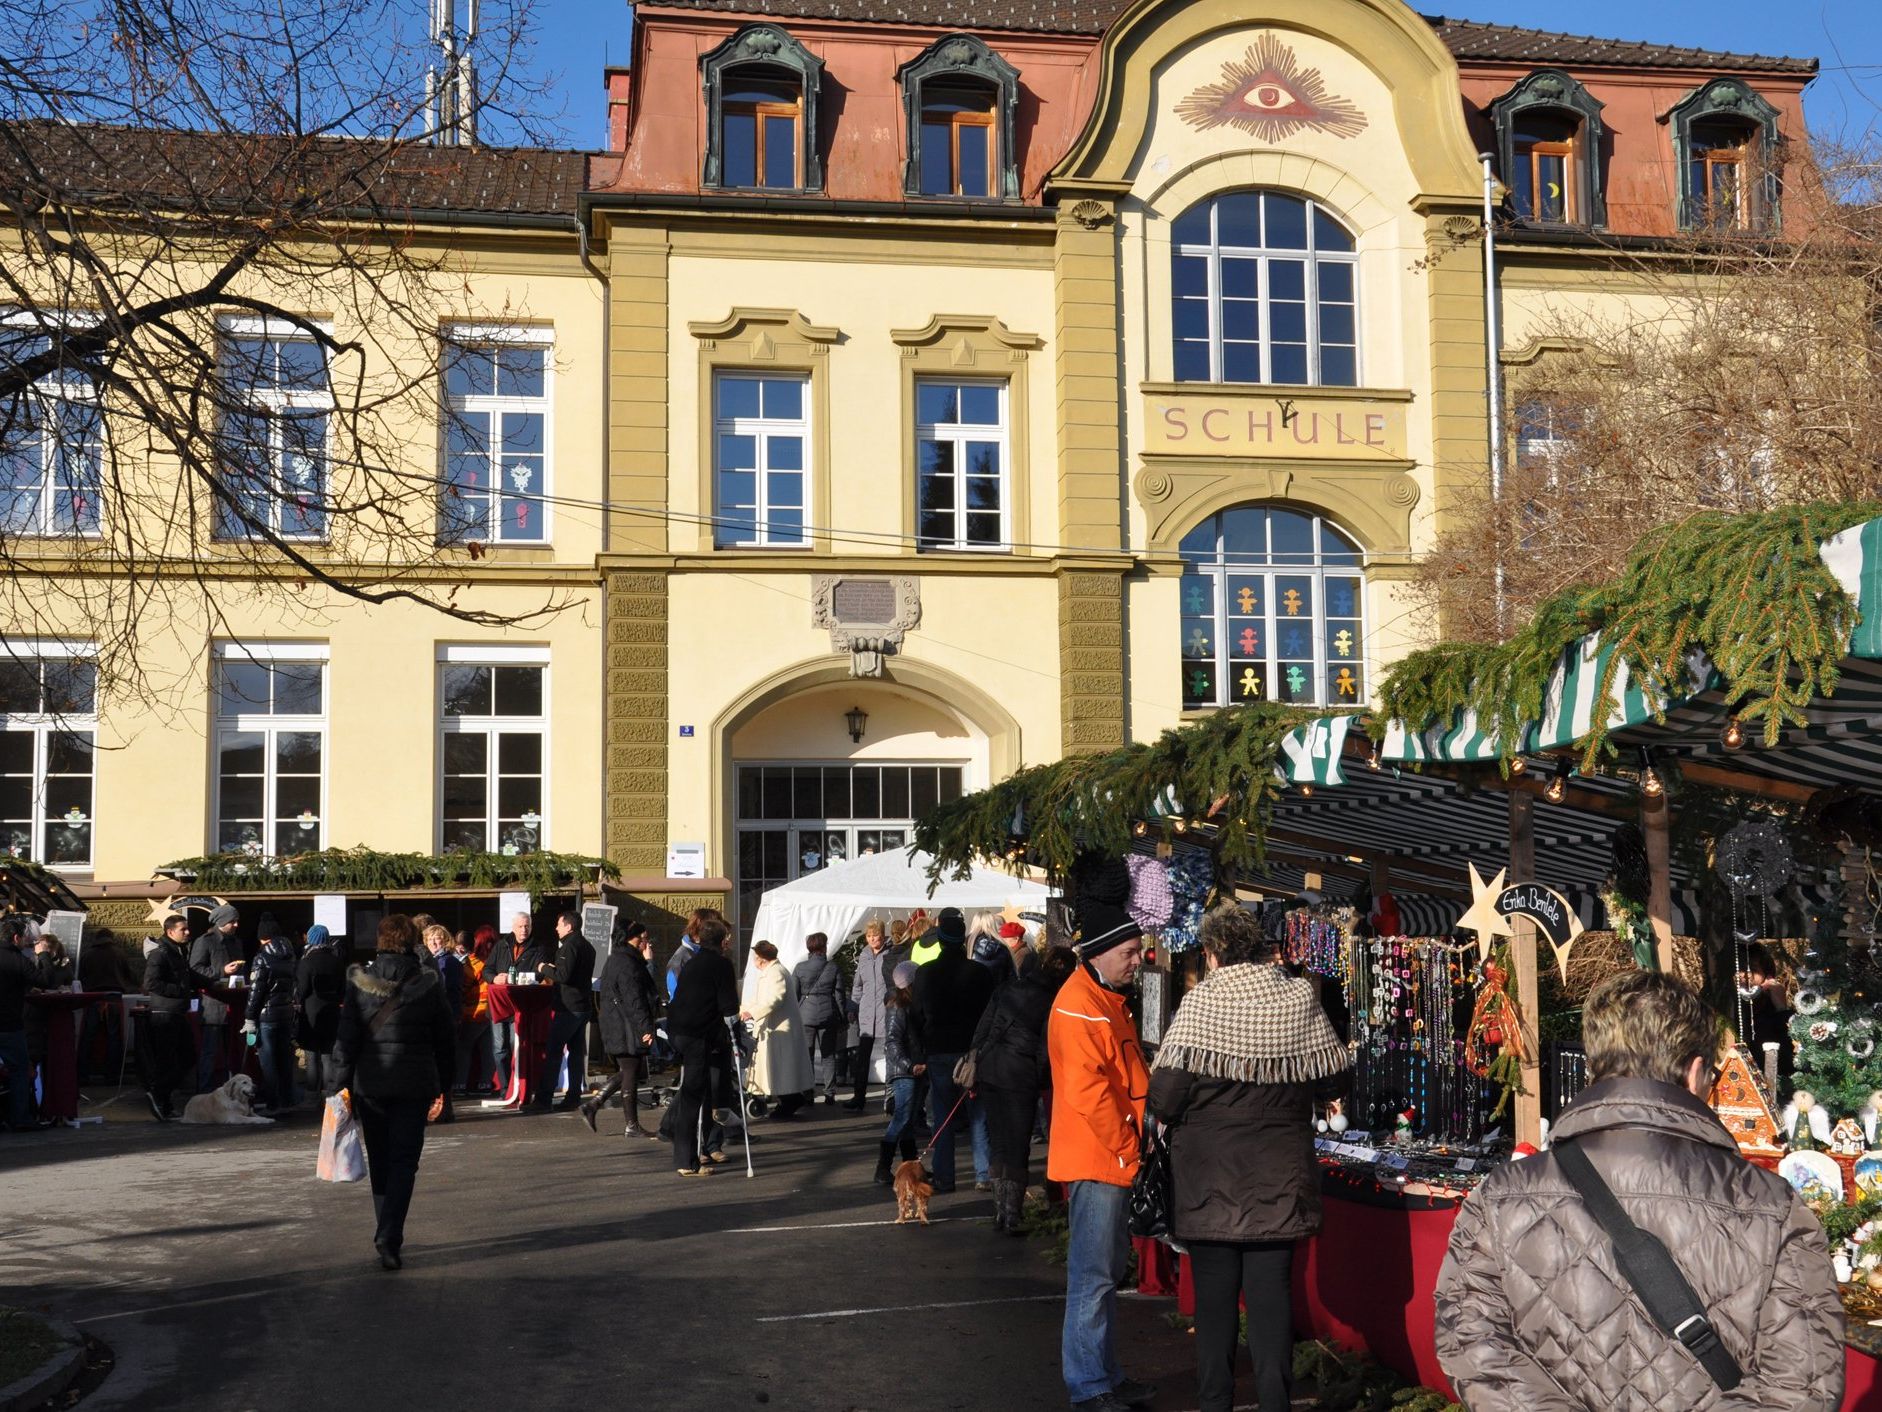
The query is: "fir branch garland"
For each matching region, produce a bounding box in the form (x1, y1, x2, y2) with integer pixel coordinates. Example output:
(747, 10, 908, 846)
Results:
(158, 847, 620, 899)
(1375, 502, 1881, 765)
(913, 702, 1342, 881)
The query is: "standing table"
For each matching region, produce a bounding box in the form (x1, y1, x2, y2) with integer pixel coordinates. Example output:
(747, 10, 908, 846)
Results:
(25, 990, 119, 1124)
(484, 982, 555, 1109)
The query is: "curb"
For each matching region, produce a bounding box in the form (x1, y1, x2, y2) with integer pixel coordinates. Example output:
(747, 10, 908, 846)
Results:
(0, 1314, 85, 1412)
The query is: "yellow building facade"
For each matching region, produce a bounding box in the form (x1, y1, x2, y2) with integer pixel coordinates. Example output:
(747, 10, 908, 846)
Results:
(4, 2, 1814, 943)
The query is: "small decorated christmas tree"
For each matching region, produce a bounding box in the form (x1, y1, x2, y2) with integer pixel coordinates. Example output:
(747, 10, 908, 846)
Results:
(1790, 927, 1882, 1126)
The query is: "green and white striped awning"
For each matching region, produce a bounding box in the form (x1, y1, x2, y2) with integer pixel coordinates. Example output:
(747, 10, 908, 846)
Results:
(1279, 513, 1882, 787)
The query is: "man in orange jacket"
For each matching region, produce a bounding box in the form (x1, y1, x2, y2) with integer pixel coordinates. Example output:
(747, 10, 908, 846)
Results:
(1047, 897, 1154, 1412)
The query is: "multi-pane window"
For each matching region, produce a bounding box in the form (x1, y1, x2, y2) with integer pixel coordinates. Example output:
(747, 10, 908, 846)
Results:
(919, 83, 995, 197)
(441, 332, 550, 544)
(1179, 507, 1364, 710)
(0, 320, 103, 536)
(722, 71, 802, 189)
(1689, 121, 1754, 230)
(440, 655, 546, 854)
(0, 649, 96, 867)
(1171, 191, 1358, 388)
(916, 379, 1006, 551)
(1514, 398, 1582, 474)
(1511, 113, 1579, 223)
(216, 321, 330, 539)
(714, 373, 808, 547)
(214, 646, 326, 855)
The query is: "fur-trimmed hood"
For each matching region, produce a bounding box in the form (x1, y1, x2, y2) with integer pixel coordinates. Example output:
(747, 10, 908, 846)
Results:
(348, 953, 439, 1000)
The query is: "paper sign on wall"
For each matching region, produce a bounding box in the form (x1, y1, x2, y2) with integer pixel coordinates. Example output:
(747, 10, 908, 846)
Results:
(498, 891, 532, 929)
(313, 894, 348, 937)
(667, 843, 706, 879)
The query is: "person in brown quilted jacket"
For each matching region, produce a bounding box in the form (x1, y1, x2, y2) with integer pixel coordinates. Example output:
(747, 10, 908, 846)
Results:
(1434, 969, 1844, 1411)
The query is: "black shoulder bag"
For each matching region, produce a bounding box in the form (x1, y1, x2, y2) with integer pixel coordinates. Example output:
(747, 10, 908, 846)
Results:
(1127, 1121, 1176, 1240)
(1551, 1140, 1743, 1392)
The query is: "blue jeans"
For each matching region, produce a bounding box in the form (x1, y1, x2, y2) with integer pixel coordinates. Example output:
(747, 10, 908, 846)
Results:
(256, 1019, 299, 1110)
(0, 1028, 31, 1130)
(927, 1052, 981, 1189)
(1063, 1179, 1131, 1402)
(882, 1076, 916, 1143)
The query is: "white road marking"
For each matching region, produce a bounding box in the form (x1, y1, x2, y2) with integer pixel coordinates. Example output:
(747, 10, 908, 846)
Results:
(728, 1216, 984, 1233)
(756, 1293, 1059, 1323)
(76, 1289, 275, 1325)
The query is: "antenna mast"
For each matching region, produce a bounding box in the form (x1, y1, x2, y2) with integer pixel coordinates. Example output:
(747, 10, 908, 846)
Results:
(427, 0, 480, 146)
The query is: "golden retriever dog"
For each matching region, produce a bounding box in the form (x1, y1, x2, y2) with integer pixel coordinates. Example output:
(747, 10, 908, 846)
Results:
(893, 1159, 933, 1225)
(180, 1074, 275, 1126)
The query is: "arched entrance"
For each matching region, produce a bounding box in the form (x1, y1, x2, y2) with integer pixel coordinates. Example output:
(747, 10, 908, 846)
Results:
(714, 660, 1022, 942)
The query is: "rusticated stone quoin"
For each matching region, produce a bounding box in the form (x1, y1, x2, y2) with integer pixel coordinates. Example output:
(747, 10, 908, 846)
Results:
(1058, 570, 1126, 754)
(605, 575, 669, 870)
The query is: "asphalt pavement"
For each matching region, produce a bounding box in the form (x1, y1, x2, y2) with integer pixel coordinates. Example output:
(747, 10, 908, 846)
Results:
(0, 1091, 1201, 1412)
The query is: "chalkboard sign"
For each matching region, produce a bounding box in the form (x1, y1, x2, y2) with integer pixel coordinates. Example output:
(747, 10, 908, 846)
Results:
(45, 909, 85, 992)
(582, 903, 617, 985)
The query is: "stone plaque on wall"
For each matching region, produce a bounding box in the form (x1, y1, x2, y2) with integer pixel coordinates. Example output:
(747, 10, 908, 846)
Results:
(811, 575, 920, 678)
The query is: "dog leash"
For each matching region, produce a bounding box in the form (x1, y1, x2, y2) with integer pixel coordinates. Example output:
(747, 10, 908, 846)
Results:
(919, 1087, 973, 1160)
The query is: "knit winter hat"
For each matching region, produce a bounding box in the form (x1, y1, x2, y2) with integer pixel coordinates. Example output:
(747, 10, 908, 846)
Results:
(936, 908, 967, 943)
(207, 903, 239, 928)
(1069, 853, 1142, 959)
(998, 921, 1026, 941)
(891, 960, 919, 988)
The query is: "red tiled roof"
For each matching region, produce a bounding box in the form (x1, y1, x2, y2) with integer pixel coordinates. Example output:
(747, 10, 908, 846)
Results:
(0, 121, 590, 219)
(639, 0, 1819, 74)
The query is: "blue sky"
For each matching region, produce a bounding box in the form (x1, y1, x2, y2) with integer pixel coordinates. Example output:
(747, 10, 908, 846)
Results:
(515, 0, 1878, 148)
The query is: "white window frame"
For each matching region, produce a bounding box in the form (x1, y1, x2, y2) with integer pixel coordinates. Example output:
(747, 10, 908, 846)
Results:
(211, 641, 329, 856)
(0, 638, 97, 869)
(914, 377, 1010, 552)
(712, 371, 811, 549)
(439, 323, 555, 546)
(0, 311, 104, 539)
(1171, 194, 1361, 388)
(1179, 511, 1366, 711)
(215, 314, 335, 542)
(436, 644, 551, 855)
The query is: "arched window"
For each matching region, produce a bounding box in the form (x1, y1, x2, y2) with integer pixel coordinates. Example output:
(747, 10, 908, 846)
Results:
(1170, 191, 1357, 387)
(1178, 506, 1364, 710)
(1669, 79, 1780, 233)
(701, 25, 824, 192)
(1490, 70, 1605, 228)
(897, 34, 1020, 200)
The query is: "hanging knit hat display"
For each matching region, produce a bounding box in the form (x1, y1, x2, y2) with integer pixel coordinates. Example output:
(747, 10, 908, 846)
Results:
(1126, 853, 1175, 932)
(1159, 851, 1215, 952)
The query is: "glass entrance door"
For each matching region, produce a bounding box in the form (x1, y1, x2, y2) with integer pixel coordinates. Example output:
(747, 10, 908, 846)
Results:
(734, 761, 962, 944)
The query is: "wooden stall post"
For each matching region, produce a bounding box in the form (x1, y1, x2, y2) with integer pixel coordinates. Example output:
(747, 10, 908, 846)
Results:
(1508, 791, 1543, 1148)
(1643, 795, 1675, 973)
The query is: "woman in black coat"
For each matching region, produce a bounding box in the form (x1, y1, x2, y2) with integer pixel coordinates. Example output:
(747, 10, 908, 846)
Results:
(970, 945, 1076, 1233)
(330, 914, 456, 1271)
(296, 924, 345, 1095)
(581, 922, 660, 1139)
(1147, 906, 1349, 1412)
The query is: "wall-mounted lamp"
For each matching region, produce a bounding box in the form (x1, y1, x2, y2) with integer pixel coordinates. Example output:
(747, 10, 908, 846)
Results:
(845, 705, 869, 744)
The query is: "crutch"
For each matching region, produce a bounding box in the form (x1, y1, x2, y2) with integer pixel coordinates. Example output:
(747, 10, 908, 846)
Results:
(724, 1015, 756, 1178)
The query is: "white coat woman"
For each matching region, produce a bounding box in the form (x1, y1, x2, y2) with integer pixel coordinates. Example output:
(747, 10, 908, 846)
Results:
(742, 941, 815, 1119)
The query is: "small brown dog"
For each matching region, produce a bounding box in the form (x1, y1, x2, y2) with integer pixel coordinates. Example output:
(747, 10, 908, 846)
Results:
(893, 1159, 933, 1225)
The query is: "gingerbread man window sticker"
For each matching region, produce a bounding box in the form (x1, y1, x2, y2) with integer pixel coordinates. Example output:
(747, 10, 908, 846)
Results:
(1176, 34, 1368, 142)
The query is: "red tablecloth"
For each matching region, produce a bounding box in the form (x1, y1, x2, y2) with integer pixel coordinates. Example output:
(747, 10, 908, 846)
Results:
(25, 990, 118, 1123)
(189, 987, 254, 1087)
(1156, 1189, 1882, 1410)
(485, 983, 554, 1109)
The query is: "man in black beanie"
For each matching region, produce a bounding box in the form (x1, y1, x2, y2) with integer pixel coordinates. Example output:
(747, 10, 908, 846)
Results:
(911, 906, 995, 1193)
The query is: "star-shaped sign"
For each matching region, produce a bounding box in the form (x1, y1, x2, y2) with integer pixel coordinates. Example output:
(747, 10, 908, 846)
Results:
(1454, 863, 1513, 961)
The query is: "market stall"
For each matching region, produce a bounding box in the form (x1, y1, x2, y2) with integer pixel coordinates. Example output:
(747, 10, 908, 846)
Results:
(918, 504, 1882, 1393)
(745, 848, 1050, 972)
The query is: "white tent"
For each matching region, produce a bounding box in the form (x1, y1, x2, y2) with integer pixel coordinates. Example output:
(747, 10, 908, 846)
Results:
(746, 848, 1052, 974)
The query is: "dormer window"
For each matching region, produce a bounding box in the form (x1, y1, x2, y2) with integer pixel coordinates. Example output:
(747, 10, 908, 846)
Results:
(1490, 69, 1605, 228)
(723, 70, 802, 189)
(701, 24, 823, 193)
(1512, 112, 1578, 223)
(897, 34, 1020, 200)
(1687, 119, 1755, 230)
(920, 83, 996, 197)
(1669, 78, 1781, 233)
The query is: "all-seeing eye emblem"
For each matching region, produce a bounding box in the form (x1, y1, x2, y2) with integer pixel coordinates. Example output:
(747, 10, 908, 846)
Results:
(1177, 35, 1367, 141)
